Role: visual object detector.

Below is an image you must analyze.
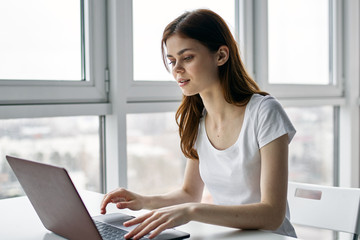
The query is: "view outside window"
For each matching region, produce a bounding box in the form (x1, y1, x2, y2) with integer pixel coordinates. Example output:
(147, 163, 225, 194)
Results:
(0, 116, 101, 199)
(268, 0, 330, 85)
(286, 106, 334, 186)
(0, 0, 82, 80)
(127, 112, 184, 195)
(132, 0, 235, 81)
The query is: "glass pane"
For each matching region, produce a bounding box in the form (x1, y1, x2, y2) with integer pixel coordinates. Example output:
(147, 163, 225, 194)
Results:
(268, 0, 329, 84)
(286, 106, 334, 185)
(0, 0, 82, 80)
(133, 0, 235, 81)
(127, 112, 185, 194)
(0, 116, 100, 199)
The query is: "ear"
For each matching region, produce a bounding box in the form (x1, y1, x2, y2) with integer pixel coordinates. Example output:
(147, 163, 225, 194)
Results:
(216, 45, 229, 66)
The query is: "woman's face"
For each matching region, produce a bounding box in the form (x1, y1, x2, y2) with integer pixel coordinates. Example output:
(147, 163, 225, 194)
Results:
(166, 34, 220, 96)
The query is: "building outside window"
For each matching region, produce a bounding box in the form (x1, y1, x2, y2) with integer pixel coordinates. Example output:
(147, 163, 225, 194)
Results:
(0, 0, 108, 198)
(0, 116, 101, 199)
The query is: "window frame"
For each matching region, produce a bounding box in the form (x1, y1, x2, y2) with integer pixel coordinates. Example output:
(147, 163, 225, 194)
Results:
(125, 1, 241, 104)
(0, 0, 110, 197)
(106, 0, 357, 192)
(242, 0, 346, 187)
(0, 0, 108, 105)
(123, 1, 186, 103)
(251, 0, 344, 99)
(244, 0, 360, 191)
(0, 0, 357, 200)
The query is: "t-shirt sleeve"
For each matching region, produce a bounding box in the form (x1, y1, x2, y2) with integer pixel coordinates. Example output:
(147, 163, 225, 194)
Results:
(256, 96, 296, 149)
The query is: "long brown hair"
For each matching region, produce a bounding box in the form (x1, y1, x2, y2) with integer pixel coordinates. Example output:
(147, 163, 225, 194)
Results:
(161, 9, 267, 160)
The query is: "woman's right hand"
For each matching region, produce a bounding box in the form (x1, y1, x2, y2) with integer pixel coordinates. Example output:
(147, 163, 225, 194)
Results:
(100, 188, 145, 214)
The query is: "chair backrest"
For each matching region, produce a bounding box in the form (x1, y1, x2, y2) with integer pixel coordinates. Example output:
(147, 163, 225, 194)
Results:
(288, 181, 360, 236)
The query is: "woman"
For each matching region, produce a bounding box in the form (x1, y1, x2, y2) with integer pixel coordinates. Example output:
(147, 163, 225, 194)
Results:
(100, 9, 297, 239)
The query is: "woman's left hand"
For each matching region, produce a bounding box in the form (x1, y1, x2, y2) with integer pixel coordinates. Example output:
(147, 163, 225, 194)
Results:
(123, 203, 194, 239)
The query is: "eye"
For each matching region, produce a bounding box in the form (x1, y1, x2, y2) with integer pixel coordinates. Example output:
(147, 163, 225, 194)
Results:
(168, 59, 176, 66)
(184, 56, 193, 61)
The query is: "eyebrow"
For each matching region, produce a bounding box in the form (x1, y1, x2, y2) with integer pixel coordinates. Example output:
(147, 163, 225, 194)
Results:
(166, 48, 194, 58)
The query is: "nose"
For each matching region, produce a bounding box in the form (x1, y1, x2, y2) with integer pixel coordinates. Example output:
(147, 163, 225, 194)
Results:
(172, 62, 184, 74)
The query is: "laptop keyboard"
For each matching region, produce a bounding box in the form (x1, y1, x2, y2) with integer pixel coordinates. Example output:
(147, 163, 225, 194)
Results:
(94, 220, 129, 240)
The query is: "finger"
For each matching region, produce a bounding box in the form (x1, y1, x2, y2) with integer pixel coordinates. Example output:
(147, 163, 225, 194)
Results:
(149, 221, 172, 239)
(134, 218, 168, 240)
(124, 212, 158, 238)
(126, 216, 166, 240)
(124, 212, 153, 227)
(124, 221, 147, 239)
(116, 200, 137, 210)
(100, 194, 118, 213)
(116, 201, 130, 209)
(100, 189, 128, 212)
(100, 195, 113, 214)
(100, 191, 118, 208)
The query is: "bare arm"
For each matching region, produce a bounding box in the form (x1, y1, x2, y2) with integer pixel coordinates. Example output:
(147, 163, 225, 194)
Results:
(142, 158, 204, 209)
(100, 158, 204, 213)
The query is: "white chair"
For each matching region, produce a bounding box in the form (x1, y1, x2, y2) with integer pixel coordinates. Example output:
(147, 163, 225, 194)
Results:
(287, 181, 360, 240)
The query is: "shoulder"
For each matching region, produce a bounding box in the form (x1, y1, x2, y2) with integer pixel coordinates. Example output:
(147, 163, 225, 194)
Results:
(250, 94, 296, 147)
(248, 94, 292, 132)
(247, 94, 283, 114)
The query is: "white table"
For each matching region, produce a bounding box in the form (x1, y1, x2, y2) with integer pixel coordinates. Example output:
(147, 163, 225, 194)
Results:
(0, 191, 296, 240)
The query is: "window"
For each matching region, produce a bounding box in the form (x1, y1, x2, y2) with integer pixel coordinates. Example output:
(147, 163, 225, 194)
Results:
(0, 0, 109, 200)
(127, 112, 184, 194)
(247, 2, 349, 239)
(128, 0, 236, 102)
(126, 112, 214, 203)
(253, 0, 343, 98)
(0, 0, 107, 104)
(248, 1, 343, 186)
(286, 106, 335, 185)
(132, 0, 236, 82)
(0, 0, 82, 81)
(268, 0, 330, 85)
(116, 0, 239, 196)
(0, 116, 101, 199)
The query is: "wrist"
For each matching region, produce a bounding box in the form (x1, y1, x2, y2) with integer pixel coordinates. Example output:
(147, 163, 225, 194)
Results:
(185, 202, 200, 222)
(141, 195, 153, 209)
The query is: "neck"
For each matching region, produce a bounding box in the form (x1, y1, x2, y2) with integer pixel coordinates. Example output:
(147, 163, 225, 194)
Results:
(200, 88, 241, 125)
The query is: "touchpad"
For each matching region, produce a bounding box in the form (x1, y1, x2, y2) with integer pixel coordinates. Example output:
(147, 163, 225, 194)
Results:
(93, 213, 138, 231)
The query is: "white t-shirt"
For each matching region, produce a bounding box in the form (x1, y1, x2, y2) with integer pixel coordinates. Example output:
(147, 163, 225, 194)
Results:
(195, 94, 297, 237)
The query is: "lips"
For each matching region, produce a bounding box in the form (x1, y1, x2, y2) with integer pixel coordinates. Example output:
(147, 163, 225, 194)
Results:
(177, 78, 190, 87)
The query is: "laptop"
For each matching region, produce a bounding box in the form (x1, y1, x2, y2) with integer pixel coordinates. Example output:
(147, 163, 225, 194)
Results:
(6, 155, 190, 240)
